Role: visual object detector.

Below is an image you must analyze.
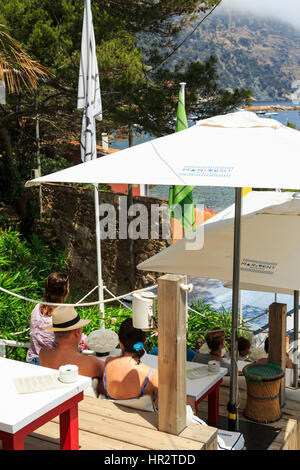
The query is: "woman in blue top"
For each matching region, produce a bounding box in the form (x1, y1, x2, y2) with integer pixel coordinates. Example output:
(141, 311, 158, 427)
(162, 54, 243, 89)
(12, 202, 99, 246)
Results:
(101, 318, 158, 403)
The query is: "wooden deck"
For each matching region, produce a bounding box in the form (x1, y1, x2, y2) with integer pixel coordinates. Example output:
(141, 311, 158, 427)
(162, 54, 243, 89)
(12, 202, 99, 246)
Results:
(0, 396, 217, 451)
(196, 381, 300, 450)
(2, 382, 300, 450)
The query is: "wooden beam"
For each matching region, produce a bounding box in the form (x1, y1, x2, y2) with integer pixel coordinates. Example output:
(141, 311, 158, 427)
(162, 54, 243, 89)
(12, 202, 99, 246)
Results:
(157, 274, 187, 435)
(268, 302, 287, 407)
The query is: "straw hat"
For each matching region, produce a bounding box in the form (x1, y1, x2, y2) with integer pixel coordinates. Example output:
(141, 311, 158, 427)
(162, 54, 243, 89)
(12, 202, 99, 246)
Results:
(44, 306, 90, 331)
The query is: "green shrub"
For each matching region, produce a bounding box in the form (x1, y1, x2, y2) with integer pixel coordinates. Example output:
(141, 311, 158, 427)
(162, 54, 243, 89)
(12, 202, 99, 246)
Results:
(187, 298, 233, 351)
(287, 121, 297, 130)
(0, 228, 68, 352)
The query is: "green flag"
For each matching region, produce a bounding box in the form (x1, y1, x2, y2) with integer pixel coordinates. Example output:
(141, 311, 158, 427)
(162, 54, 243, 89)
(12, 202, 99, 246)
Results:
(168, 88, 196, 235)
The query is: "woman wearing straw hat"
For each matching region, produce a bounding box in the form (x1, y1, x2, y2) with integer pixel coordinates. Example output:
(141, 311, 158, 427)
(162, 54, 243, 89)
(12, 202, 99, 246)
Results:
(39, 306, 104, 388)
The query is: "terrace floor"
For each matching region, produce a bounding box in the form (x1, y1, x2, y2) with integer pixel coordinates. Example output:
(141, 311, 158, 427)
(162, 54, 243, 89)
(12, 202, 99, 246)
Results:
(1, 382, 299, 451)
(0, 396, 217, 451)
(196, 381, 299, 450)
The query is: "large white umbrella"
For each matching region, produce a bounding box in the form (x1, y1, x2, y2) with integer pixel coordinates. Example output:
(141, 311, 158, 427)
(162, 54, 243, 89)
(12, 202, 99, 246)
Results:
(26, 111, 300, 189)
(138, 190, 300, 292)
(26, 110, 300, 431)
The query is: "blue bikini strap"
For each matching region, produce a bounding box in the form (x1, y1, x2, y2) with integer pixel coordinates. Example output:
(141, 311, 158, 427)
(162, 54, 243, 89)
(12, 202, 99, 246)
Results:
(103, 359, 115, 400)
(139, 368, 154, 397)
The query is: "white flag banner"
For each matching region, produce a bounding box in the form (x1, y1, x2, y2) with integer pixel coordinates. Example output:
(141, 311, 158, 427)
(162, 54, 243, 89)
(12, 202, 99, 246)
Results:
(77, 0, 102, 162)
(0, 80, 5, 104)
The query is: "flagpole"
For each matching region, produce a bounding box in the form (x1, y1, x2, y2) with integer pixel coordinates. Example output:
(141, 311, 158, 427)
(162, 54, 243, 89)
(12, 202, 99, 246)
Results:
(94, 183, 105, 324)
(78, 0, 105, 325)
(227, 187, 242, 432)
(180, 82, 186, 106)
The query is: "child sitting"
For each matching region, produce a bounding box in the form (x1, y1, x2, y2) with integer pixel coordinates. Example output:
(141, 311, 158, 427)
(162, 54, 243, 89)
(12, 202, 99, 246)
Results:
(238, 337, 252, 361)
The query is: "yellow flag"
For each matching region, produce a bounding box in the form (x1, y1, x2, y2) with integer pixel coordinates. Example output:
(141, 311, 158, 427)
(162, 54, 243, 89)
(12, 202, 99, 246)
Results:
(242, 188, 252, 197)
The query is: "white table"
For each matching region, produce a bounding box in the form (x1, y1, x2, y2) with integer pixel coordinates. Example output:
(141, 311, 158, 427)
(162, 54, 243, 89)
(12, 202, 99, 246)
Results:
(85, 349, 227, 425)
(0, 357, 91, 450)
(142, 353, 227, 424)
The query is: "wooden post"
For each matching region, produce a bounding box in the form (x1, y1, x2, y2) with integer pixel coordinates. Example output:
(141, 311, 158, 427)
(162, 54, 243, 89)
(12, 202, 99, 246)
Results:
(157, 274, 187, 435)
(268, 302, 287, 407)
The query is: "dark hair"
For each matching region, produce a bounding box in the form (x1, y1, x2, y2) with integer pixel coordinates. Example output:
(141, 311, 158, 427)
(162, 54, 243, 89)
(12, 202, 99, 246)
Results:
(238, 337, 251, 353)
(205, 328, 225, 352)
(264, 337, 269, 354)
(41, 272, 69, 316)
(118, 318, 146, 363)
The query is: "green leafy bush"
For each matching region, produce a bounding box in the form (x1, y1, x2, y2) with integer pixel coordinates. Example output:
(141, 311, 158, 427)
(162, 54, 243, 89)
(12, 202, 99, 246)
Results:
(187, 298, 234, 351)
(0, 228, 68, 352)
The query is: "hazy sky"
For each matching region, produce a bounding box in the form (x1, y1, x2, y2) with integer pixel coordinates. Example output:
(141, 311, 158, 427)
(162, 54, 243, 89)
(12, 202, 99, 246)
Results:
(219, 0, 300, 29)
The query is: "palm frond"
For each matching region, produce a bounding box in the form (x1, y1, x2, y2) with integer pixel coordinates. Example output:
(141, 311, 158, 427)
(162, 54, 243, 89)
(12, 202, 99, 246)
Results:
(0, 24, 51, 93)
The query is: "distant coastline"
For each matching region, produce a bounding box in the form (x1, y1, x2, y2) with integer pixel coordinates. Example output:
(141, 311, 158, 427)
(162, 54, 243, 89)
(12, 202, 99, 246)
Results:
(244, 104, 300, 112)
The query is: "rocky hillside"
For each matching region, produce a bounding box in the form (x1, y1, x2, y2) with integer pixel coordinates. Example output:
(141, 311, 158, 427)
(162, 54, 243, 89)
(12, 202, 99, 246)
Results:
(171, 11, 300, 101)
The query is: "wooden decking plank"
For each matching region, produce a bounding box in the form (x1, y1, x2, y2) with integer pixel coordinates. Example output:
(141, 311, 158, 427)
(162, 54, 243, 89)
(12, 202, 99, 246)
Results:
(267, 419, 297, 445)
(6, 380, 300, 450)
(67, 411, 205, 450)
(0, 435, 59, 451)
(78, 397, 217, 448)
(196, 383, 299, 450)
(29, 420, 147, 450)
(267, 441, 283, 450)
(80, 396, 158, 429)
(178, 423, 217, 449)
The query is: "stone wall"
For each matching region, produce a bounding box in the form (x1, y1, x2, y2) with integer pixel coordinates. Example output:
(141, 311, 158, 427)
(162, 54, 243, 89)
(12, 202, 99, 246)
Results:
(0, 202, 22, 231)
(38, 183, 169, 296)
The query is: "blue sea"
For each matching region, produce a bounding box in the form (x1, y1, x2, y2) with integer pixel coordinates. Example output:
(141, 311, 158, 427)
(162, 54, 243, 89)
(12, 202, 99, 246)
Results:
(110, 100, 298, 331)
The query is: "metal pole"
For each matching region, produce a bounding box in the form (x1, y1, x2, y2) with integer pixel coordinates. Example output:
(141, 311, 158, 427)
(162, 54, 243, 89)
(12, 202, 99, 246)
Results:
(94, 184, 105, 326)
(293, 290, 299, 388)
(34, 87, 42, 216)
(180, 82, 186, 107)
(227, 187, 242, 432)
(239, 290, 243, 326)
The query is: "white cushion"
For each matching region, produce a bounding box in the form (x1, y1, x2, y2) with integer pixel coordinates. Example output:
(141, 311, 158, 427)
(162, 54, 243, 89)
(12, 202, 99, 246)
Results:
(217, 430, 245, 450)
(285, 387, 300, 402)
(187, 405, 244, 450)
(186, 405, 207, 425)
(102, 394, 157, 412)
(84, 378, 99, 398)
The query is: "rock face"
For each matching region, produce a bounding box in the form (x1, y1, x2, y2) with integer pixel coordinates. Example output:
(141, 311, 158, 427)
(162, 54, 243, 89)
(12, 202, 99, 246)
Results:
(39, 183, 170, 296)
(171, 10, 300, 101)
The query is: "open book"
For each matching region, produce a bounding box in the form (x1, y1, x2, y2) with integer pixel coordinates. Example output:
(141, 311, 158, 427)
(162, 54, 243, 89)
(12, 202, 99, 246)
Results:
(13, 374, 69, 394)
(186, 365, 213, 380)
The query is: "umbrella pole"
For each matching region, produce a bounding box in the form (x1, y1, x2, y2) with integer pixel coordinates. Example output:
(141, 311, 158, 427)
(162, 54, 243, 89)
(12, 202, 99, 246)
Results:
(227, 186, 242, 432)
(94, 184, 105, 326)
(293, 290, 299, 388)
